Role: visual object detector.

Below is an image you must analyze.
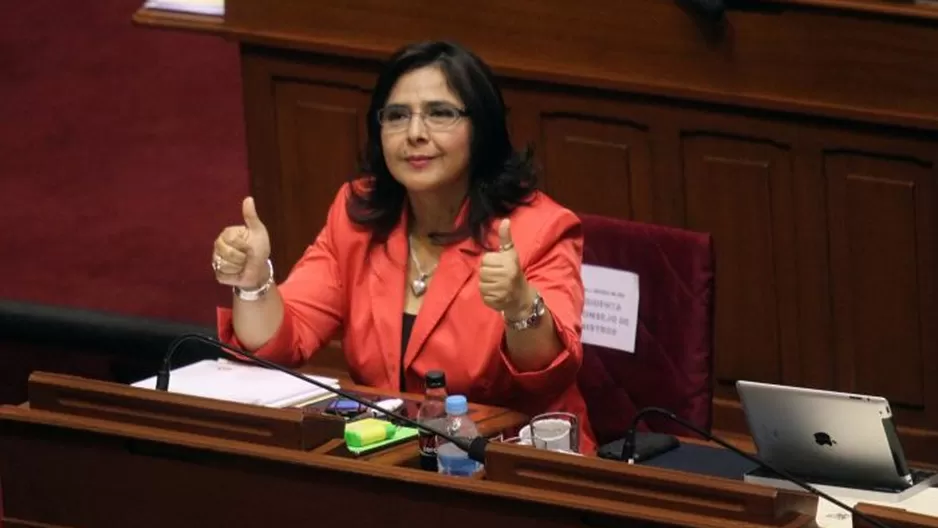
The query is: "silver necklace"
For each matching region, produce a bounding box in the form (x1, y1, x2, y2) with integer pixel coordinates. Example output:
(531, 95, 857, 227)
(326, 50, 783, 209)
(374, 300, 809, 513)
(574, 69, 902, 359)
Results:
(408, 234, 437, 297)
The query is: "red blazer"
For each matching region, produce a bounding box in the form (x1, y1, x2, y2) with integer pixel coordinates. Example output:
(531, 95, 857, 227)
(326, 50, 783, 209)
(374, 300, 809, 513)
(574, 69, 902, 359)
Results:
(218, 184, 595, 453)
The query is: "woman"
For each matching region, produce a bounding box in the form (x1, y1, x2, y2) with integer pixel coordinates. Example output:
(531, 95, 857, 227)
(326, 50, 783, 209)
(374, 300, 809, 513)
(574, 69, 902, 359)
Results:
(211, 41, 594, 453)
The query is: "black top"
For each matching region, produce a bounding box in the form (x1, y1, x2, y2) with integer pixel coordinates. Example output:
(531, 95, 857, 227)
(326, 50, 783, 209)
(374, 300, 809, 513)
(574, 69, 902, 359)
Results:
(400, 312, 417, 391)
(425, 370, 446, 389)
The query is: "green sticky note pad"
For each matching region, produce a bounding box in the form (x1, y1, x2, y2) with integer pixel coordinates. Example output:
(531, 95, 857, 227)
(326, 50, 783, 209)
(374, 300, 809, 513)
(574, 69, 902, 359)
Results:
(344, 419, 419, 455)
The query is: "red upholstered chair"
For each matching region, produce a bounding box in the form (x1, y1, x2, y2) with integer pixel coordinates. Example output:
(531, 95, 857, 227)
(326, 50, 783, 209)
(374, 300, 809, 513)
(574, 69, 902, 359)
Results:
(576, 214, 715, 445)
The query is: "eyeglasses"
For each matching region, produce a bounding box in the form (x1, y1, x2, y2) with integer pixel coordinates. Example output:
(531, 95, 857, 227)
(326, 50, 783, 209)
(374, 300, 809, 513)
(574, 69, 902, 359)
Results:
(377, 103, 468, 132)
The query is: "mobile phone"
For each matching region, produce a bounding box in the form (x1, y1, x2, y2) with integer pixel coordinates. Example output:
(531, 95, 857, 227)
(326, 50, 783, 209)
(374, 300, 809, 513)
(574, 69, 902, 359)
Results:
(325, 399, 365, 417)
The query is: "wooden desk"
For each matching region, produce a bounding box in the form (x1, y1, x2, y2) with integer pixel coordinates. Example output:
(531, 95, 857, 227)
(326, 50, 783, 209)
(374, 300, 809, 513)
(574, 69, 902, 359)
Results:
(311, 375, 529, 468)
(854, 503, 938, 528)
(1, 371, 823, 528)
(675, 435, 938, 527)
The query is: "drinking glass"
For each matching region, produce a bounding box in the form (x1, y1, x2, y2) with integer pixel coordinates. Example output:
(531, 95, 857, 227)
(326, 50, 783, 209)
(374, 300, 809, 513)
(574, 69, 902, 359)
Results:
(529, 412, 578, 453)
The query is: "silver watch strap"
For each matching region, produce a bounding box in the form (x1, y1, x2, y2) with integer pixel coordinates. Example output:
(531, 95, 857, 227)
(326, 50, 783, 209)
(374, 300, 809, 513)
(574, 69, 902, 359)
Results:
(233, 259, 274, 301)
(504, 292, 545, 331)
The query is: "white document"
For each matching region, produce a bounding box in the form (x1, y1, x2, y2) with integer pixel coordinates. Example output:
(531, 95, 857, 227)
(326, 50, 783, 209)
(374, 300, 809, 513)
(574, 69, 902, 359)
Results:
(143, 0, 224, 16)
(581, 264, 640, 353)
(132, 359, 339, 408)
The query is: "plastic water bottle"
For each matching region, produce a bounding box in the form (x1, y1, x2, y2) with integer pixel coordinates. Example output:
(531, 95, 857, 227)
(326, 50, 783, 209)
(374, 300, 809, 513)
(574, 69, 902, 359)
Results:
(416, 370, 447, 472)
(436, 394, 483, 477)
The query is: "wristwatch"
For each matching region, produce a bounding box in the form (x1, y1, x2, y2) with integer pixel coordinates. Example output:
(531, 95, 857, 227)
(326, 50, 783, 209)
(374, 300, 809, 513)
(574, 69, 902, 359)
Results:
(234, 259, 275, 301)
(504, 292, 546, 331)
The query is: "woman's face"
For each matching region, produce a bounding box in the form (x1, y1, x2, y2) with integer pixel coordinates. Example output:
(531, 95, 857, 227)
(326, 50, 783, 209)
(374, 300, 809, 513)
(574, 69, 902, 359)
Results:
(380, 65, 471, 195)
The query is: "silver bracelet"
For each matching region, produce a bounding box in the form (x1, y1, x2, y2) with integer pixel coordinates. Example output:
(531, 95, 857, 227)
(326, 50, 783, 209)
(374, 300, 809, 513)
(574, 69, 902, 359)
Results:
(233, 259, 274, 302)
(504, 292, 545, 331)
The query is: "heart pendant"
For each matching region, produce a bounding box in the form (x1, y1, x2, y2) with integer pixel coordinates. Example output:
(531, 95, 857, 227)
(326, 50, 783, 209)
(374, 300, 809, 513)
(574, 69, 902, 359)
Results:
(411, 276, 428, 297)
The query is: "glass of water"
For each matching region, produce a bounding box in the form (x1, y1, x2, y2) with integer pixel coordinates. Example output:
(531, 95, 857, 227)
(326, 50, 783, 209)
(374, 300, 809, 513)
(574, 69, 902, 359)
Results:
(529, 412, 578, 453)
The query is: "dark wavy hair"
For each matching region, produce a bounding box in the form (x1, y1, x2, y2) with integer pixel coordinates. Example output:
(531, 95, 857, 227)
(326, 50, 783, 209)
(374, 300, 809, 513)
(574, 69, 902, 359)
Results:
(346, 41, 537, 248)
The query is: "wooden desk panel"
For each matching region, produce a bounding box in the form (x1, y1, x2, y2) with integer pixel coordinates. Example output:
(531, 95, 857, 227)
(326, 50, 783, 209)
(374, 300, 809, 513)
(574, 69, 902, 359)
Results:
(0, 374, 818, 528)
(0, 411, 589, 528)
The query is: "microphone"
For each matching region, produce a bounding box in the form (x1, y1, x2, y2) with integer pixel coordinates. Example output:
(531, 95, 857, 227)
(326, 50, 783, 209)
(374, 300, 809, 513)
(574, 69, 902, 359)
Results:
(622, 407, 894, 528)
(155, 333, 488, 464)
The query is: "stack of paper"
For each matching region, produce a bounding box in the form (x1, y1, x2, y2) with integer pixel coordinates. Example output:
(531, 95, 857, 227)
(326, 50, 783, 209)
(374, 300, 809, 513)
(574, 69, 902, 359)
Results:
(143, 0, 224, 16)
(132, 359, 340, 408)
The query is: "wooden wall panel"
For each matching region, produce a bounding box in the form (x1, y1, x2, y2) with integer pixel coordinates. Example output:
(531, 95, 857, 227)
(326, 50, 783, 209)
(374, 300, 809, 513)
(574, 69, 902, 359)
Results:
(241, 49, 378, 280)
(681, 135, 797, 399)
(825, 152, 938, 426)
(273, 81, 370, 268)
(540, 116, 652, 220)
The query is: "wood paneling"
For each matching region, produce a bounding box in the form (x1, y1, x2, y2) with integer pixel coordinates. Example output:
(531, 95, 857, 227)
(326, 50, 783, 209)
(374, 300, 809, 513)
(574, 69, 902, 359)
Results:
(825, 152, 938, 426)
(273, 81, 370, 266)
(238, 45, 938, 463)
(241, 49, 376, 274)
(682, 135, 796, 398)
(221, 1, 938, 130)
(540, 115, 652, 220)
(138, 0, 938, 465)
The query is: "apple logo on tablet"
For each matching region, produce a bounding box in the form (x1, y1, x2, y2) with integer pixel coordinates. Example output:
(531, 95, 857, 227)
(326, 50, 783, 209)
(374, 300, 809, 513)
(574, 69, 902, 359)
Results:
(814, 432, 836, 447)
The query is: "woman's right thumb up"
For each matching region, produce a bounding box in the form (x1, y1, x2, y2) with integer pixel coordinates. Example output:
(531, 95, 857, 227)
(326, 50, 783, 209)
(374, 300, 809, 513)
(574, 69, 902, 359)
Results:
(239, 197, 271, 265)
(242, 197, 266, 232)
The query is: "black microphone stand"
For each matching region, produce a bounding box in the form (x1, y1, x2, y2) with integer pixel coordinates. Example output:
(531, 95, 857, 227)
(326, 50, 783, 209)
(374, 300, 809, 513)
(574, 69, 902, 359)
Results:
(622, 407, 893, 528)
(156, 333, 488, 464)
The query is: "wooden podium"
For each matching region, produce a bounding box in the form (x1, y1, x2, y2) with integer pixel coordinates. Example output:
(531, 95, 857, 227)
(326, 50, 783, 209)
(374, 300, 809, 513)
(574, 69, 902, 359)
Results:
(0, 371, 824, 528)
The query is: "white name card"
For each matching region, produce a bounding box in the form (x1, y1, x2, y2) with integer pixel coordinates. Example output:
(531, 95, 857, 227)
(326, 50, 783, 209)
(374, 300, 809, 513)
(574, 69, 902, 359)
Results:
(581, 264, 640, 353)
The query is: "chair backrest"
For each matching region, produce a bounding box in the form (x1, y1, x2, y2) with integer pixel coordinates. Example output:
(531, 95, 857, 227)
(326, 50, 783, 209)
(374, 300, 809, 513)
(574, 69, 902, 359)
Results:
(576, 214, 715, 445)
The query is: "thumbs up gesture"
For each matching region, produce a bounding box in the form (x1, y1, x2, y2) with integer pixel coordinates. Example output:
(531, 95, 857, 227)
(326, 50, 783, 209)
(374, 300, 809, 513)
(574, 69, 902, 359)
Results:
(479, 219, 534, 319)
(212, 197, 272, 289)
